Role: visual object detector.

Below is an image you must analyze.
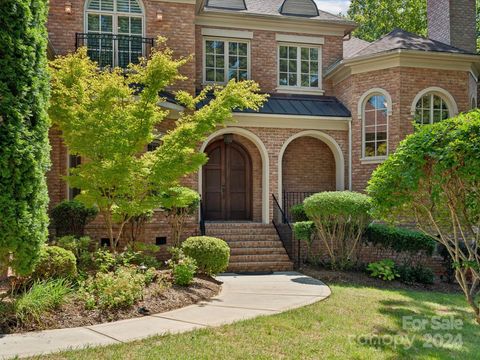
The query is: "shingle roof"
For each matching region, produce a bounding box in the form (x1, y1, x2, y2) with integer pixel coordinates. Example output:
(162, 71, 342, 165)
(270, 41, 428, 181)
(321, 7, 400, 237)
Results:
(203, 0, 356, 26)
(351, 29, 475, 58)
(197, 93, 351, 118)
(343, 37, 371, 59)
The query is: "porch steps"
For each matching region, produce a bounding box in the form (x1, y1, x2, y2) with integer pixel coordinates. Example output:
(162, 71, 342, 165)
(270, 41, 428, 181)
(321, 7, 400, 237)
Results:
(205, 223, 293, 272)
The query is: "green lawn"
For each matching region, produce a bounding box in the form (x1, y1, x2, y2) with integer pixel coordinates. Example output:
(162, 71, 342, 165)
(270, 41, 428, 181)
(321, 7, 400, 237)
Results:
(34, 282, 479, 360)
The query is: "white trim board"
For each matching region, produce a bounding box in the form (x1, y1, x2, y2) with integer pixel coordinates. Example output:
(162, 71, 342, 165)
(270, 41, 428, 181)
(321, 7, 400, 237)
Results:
(201, 28, 253, 39)
(275, 34, 324, 45)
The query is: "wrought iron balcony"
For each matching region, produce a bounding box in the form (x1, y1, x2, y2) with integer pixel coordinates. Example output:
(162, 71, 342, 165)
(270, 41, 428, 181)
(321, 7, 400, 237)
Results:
(75, 33, 154, 69)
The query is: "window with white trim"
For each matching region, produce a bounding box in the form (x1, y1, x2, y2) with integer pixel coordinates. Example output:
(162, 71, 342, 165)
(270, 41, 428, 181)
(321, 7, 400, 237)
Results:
(363, 95, 388, 158)
(85, 0, 145, 68)
(204, 39, 249, 83)
(278, 44, 321, 89)
(414, 93, 450, 125)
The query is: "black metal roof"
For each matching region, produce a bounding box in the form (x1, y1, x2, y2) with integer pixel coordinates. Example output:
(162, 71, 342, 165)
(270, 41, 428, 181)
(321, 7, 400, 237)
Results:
(241, 94, 350, 117)
(195, 93, 351, 118)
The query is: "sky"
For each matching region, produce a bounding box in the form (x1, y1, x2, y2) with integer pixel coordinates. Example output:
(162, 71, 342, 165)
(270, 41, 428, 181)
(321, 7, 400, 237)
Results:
(314, 0, 351, 15)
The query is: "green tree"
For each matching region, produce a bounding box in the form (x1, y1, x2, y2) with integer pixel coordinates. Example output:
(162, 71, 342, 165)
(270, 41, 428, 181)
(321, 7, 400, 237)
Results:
(347, 0, 427, 42)
(0, 0, 51, 275)
(368, 111, 480, 324)
(49, 41, 267, 250)
(349, 0, 480, 52)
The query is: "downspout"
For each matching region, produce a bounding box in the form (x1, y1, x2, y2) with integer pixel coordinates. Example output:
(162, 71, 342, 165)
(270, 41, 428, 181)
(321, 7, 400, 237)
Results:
(348, 119, 352, 191)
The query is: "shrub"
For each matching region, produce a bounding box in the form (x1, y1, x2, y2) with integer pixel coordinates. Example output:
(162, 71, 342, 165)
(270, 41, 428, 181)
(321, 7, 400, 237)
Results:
(55, 235, 94, 271)
(367, 111, 480, 324)
(304, 191, 372, 269)
(34, 246, 77, 281)
(167, 249, 197, 286)
(365, 224, 436, 255)
(367, 259, 399, 281)
(14, 279, 71, 324)
(81, 266, 145, 310)
(116, 248, 161, 269)
(181, 236, 230, 276)
(293, 221, 316, 261)
(50, 200, 98, 237)
(0, 0, 51, 276)
(397, 264, 435, 285)
(290, 204, 309, 222)
(93, 248, 116, 273)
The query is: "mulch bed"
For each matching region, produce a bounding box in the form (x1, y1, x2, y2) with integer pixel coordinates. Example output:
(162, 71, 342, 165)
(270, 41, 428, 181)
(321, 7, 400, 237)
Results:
(301, 266, 462, 294)
(0, 271, 221, 334)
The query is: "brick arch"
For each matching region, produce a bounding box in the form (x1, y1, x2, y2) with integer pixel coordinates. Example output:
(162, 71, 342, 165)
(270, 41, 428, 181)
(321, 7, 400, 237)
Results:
(278, 130, 345, 204)
(199, 127, 270, 223)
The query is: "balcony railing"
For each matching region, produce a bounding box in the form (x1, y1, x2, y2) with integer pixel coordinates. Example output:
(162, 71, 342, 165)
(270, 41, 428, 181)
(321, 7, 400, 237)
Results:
(75, 33, 154, 69)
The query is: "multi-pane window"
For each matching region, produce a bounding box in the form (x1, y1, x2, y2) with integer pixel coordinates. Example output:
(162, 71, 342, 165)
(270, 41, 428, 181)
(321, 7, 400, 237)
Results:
(85, 0, 144, 68)
(279, 45, 320, 88)
(414, 94, 450, 125)
(363, 95, 388, 158)
(204, 39, 249, 83)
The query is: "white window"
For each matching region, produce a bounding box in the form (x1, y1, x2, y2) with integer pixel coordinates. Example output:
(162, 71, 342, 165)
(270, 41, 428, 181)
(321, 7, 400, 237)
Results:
(84, 0, 145, 68)
(363, 95, 389, 159)
(278, 44, 321, 89)
(203, 38, 250, 84)
(414, 93, 451, 125)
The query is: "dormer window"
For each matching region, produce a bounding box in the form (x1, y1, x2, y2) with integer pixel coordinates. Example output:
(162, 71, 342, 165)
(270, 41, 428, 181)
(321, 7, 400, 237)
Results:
(206, 0, 246, 10)
(280, 0, 319, 17)
(203, 38, 250, 84)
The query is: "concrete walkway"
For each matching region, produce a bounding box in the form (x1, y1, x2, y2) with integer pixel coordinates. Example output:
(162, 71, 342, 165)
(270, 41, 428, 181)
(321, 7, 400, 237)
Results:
(0, 272, 330, 359)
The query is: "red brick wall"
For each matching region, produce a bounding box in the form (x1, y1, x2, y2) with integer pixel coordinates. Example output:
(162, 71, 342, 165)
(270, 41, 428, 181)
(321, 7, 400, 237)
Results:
(195, 25, 343, 94)
(47, 0, 196, 94)
(282, 137, 336, 193)
(335, 67, 471, 192)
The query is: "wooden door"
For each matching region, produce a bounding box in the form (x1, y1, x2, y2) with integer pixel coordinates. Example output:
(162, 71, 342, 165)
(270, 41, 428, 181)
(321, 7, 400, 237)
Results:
(203, 140, 252, 221)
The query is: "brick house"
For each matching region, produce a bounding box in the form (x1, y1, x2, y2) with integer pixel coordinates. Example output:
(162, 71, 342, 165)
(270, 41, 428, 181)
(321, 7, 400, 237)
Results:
(46, 0, 480, 271)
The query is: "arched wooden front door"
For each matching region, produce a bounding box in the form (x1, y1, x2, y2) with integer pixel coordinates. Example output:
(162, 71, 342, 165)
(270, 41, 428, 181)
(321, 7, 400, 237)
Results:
(203, 139, 252, 221)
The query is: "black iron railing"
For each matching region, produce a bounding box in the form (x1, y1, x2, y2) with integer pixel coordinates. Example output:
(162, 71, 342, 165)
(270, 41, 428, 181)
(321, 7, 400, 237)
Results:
(75, 33, 154, 69)
(272, 194, 300, 267)
(199, 200, 206, 236)
(282, 191, 316, 222)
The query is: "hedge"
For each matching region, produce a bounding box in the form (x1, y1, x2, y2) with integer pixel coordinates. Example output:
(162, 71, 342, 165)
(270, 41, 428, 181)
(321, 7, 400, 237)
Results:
(365, 223, 436, 255)
(0, 0, 51, 275)
(181, 236, 230, 276)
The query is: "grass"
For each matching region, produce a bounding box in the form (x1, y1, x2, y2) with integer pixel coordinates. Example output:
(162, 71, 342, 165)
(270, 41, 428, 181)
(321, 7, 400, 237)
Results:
(33, 282, 479, 360)
(15, 279, 71, 324)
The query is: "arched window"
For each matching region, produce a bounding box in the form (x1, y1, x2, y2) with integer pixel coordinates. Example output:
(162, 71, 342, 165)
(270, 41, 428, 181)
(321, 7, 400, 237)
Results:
(414, 94, 450, 125)
(84, 0, 145, 68)
(359, 89, 391, 160)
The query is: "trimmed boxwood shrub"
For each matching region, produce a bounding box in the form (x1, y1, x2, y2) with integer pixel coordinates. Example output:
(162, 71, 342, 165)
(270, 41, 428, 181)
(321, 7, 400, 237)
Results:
(181, 236, 230, 276)
(290, 204, 309, 222)
(303, 191, 371, 269)
(34, 246, 77, 280)
(51, 200, 98, 237)
(365, 223, 436, 255)
(0, 0, 51, 275)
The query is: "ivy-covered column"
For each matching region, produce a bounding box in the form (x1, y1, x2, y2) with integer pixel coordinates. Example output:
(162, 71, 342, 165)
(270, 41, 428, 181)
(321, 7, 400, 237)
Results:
(0, 0, 51, 275)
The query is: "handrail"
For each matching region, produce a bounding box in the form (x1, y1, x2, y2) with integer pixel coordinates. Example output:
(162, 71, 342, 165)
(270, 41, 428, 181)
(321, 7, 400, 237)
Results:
(272, 194, 300, 267)
(75, 33, 155, 69)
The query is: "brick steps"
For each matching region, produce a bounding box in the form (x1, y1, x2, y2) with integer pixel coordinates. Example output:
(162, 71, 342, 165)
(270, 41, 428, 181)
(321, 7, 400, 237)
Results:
(205, 222, 293, 272)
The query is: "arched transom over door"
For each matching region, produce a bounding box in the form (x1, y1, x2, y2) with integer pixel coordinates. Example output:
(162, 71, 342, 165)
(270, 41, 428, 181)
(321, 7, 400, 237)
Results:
(203, 139, 252, 221)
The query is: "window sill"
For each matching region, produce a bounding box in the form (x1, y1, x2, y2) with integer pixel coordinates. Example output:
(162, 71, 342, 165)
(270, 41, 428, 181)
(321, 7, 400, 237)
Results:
(360, 157, 387, 165)
(276, 87, 325, 95)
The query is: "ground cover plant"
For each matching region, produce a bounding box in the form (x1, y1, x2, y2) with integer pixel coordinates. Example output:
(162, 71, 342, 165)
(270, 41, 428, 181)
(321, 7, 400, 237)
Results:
(368, 111, 480, 324)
